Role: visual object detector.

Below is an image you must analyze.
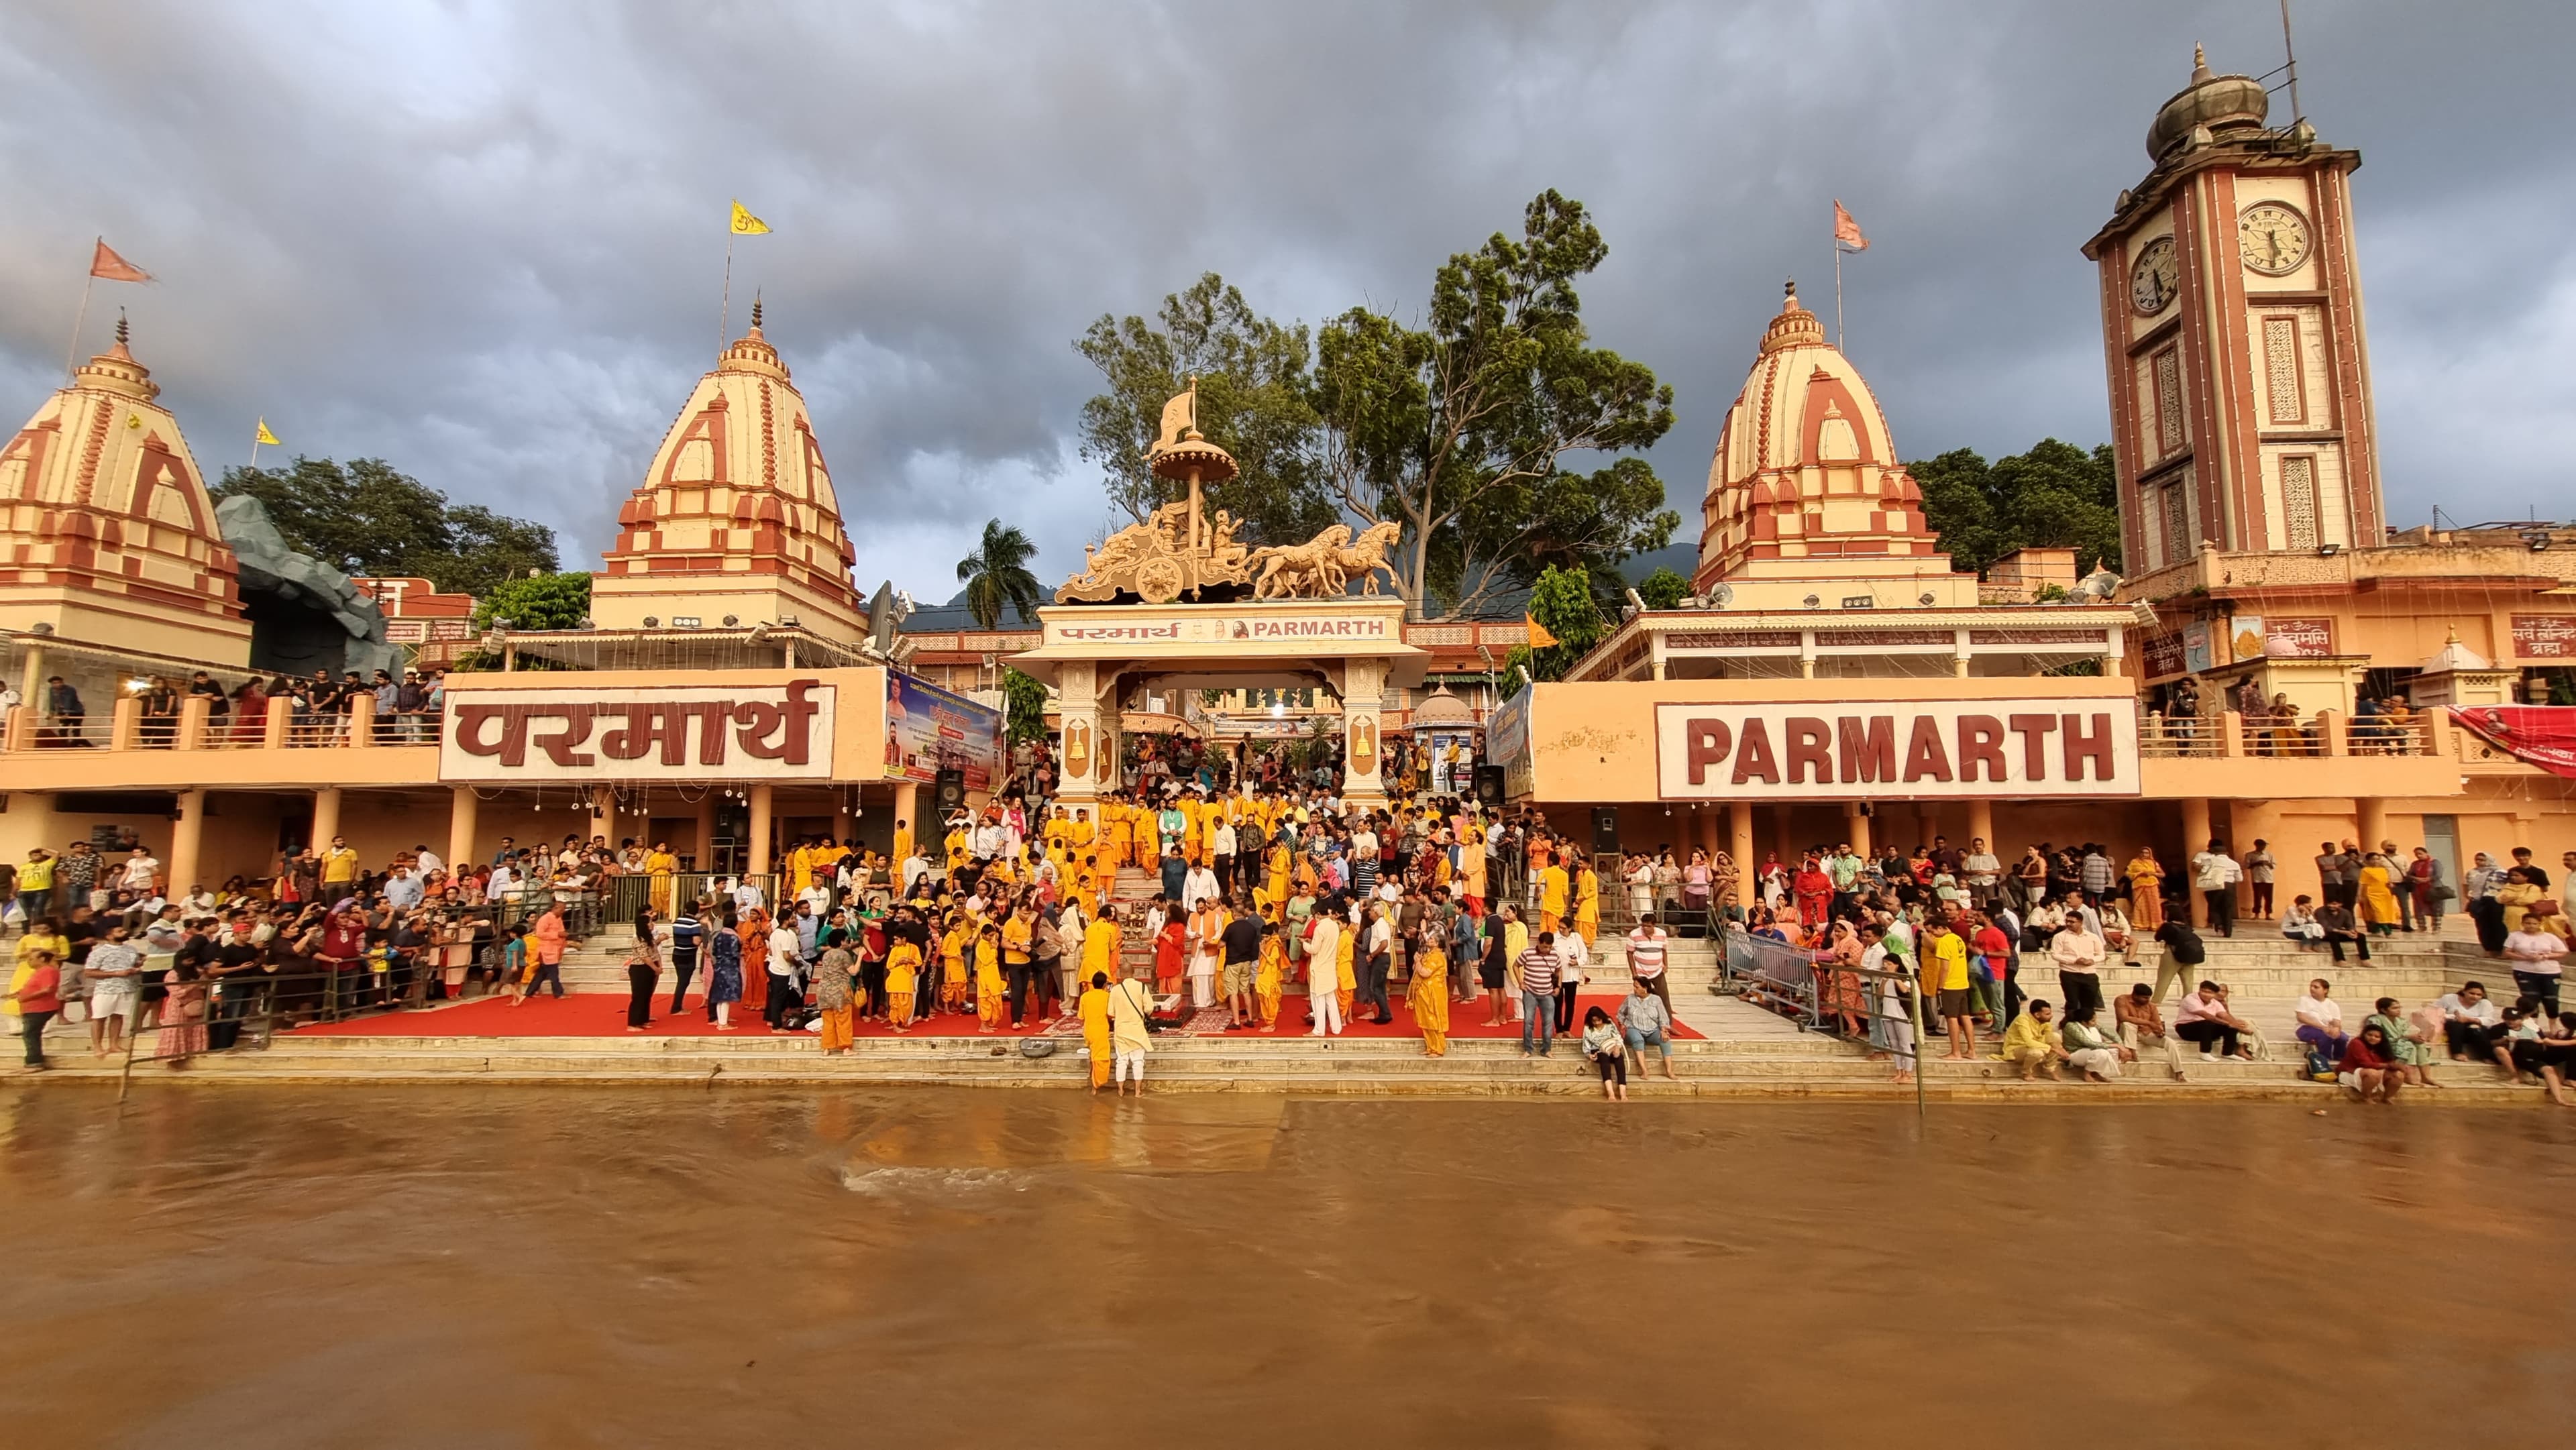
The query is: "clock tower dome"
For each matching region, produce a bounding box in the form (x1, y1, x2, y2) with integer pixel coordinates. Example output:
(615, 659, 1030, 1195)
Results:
(2081, 46, 2383, 590)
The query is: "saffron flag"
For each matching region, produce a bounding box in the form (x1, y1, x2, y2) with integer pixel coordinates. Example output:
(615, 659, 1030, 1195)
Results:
(256, 418, 281, 447)
(1833, 201, 1868, 252)
(90, 239, 152, 282)
(729, 200, 771, 235)
(1526, 615, 1558, 649)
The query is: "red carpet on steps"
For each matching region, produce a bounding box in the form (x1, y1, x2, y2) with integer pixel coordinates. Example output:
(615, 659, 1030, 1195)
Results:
(287, 991, 1699, 1042)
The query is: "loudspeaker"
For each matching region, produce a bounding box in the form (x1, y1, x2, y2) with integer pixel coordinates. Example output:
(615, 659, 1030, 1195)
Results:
(1591, 807, 1620, 855)
(932, 769, 967, 814)
(1472, 765, 1507, 807)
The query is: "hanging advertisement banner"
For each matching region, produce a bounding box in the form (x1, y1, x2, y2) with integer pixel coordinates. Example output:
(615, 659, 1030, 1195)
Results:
(884, 672, 1004, 791)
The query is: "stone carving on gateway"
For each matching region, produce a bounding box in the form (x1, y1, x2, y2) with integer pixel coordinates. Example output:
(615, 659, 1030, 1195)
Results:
(1057, 381, 1400, 605)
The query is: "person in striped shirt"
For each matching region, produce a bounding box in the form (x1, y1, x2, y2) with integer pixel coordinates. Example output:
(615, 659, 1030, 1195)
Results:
(1625, 912, 1671, 1019)
(1516, 932, 1562, 1056)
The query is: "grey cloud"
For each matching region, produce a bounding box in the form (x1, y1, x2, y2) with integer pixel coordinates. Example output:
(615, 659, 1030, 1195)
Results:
(0, 0, 2565, 603)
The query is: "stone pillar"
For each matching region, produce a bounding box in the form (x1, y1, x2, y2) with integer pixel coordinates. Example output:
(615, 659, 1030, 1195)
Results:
(747, 783, 774, 877)
(312, 786, 343, 853)
(1730, 800, 1756, 910)
(349, 693, 375, 746)
(1968, 798, 1995, 855)
(2357, 796, 2389, 856)
(17, 643, 44, 704)
(448, 787, 479, 874)
(2180, 797, 2213, 926)
(1845, 801, 1872, 857)
(1340, 658, 1389, 811)
(1054, 662, 1104, 805)
(169, 788, 207, 892)
(110, 697, 140, 750)
(893, 781, 918, 851)
(263, 696, 291, 748)
(694, 793, 718, 873)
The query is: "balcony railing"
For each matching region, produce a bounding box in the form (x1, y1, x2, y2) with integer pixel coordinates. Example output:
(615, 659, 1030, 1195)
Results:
(2137, 705, 2440, 762)
(2, 695, 442, 752)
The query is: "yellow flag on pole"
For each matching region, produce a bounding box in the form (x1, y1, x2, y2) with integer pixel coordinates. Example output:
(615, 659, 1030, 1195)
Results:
(729, 200, 771, 235)
(255, 417, 281, 447)
(1525, 614, 1558, 649)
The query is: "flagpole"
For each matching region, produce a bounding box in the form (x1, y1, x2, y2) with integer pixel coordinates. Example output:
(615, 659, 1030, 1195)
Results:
(63, 248, 98, 380)
(1833, 242, 1845, 353)
(250, 432, 262, 469)
(719, 231, 735, 351)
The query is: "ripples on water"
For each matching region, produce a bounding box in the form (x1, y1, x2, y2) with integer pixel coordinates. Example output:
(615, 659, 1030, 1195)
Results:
(2, 1088, 2571, 1448)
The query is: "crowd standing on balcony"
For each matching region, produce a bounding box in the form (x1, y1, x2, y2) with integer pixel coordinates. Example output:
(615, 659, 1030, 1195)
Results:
(28, 667, 449, 747)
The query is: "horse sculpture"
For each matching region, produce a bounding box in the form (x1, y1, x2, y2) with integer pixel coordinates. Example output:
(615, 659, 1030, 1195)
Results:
(1251, 525, 1351, 599)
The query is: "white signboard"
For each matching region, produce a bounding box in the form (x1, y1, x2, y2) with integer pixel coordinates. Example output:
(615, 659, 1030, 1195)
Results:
(441, 680, 837, 783)
(1654, 698, 2139, 800)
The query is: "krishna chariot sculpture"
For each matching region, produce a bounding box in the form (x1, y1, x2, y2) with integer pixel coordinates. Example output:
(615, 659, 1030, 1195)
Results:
(1057, 380, 1400, 606)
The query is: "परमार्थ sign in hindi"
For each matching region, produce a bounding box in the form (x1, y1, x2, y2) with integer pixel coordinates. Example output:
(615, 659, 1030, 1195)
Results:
(1654, 698, 2140, 800)
(441, 680, 836, 782)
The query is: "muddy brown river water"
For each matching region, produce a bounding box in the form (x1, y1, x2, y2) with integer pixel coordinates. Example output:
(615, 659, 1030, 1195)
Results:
(2, 1088, 2571, 1448)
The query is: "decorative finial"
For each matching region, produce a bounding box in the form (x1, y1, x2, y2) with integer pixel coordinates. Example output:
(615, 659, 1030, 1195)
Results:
(115, 309, 129, 347)
(2190, 42, 2212, 83)
(2445, 623, 2461, 645)
(750, 292, 763, 331)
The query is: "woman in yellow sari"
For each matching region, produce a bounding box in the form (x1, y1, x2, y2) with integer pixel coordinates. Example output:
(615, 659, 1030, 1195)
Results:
(643, 841, 678, 916)
(2124, 847, 2165, 930)
(1409, 940, 1450, 1056)
(2358, 852, 2402, 935)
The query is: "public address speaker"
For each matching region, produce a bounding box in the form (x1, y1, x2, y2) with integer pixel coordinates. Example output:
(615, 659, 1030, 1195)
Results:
(1591, 807, 1620, 854)
(1472, 764, 1507, 807)
(932, 768, 968, 814)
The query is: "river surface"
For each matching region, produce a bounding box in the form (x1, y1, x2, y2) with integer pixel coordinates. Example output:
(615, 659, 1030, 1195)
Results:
(3, 1089, 2571, 1448)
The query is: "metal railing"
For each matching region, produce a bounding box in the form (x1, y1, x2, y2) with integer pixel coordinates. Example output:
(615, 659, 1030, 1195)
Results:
(2137, 710, 2222, 759)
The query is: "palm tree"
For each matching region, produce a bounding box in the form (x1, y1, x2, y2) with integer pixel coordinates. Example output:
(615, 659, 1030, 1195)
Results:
(957, 518, 1043, 630)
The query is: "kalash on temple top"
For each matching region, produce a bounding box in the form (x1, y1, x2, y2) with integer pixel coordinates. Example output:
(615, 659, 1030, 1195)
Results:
(0, 40, 2568, 897)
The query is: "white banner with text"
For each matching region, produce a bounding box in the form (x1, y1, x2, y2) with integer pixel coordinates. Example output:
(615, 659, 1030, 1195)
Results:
(1654, 698, 2139, 799)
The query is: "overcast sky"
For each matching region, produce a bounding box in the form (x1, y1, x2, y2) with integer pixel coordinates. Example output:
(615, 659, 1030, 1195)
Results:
(2, 1, 2566, 600)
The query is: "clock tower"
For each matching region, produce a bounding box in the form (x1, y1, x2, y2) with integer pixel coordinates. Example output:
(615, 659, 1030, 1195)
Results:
(2082, 46, 2384, 588)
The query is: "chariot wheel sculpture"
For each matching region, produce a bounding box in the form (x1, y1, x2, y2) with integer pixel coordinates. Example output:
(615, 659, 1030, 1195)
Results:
(1134, 556, 1186, 604)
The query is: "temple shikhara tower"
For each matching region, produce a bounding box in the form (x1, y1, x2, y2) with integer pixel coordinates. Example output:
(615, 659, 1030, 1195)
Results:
(2083, 45, 2384, 573)
(0, 318, 249, 663)
(1693, 282, 1976, 610)
(592, 302, 866, 640)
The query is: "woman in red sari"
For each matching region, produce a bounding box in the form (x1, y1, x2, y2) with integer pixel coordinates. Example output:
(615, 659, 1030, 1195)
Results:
(228, 678, 267, 745)
(1792, 854, 1834, 931)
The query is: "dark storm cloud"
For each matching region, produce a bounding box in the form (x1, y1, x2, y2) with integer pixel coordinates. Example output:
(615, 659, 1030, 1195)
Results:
(1, 0, 2565, 598)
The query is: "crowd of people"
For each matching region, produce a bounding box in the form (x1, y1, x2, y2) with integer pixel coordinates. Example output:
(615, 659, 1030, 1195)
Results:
(588, 787, 1686, 1099)
(6, 761, 2568, 1108)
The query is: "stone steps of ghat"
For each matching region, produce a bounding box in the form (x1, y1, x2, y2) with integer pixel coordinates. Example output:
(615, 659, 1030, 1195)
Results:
(23, 1046, 2547, 1103)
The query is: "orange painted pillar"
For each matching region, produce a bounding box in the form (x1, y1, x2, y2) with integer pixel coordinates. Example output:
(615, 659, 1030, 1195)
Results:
(169, 788, 206, 893)
(448, 787, 479, 875)
(1730, 801, 1755, 913)
(2181, 797, 2213, 926)
(748, 784, 774, 880)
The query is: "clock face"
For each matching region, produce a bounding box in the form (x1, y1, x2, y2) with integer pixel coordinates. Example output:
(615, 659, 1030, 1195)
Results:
(2238, 202, 2312, 276)
(2129, 237, 2179, 316)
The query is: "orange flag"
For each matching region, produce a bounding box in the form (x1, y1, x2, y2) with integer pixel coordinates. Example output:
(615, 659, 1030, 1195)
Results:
(1833, 201, 1868, 252)
(89, 239, 152, 283)
(1526, 615, 1558, 649)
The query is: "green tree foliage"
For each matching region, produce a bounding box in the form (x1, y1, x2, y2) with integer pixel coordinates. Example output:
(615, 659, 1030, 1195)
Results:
(1315, 191, 1677, 616)
(955, 518, 1044, 630)
(1071, 193, 1677, 619)
(470, 571, 591, 631)
(1002, 667, 1052, 745)
(1074, 274, 1338, 545)
(213, 456, 559, 598)
(1503, 563, 1611, 683)
(1911, 439, 2123, 576)
(1635, 566, 1691, 611)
